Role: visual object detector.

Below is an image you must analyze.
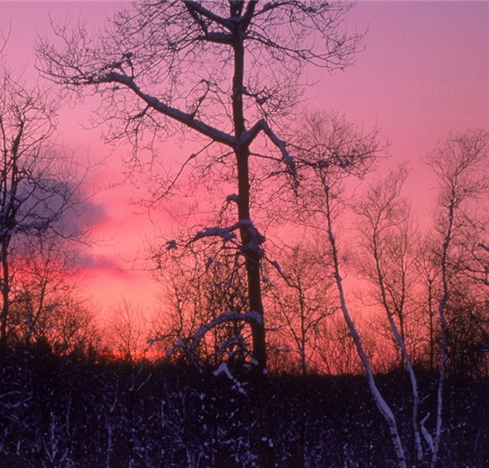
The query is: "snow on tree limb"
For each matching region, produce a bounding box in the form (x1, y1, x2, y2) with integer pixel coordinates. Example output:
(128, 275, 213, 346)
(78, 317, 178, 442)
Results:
(192, 223, 240, 243)
(190, 309, 262, 351)
(213, 362, 247, 395)
(190, 219, 266, 257)
(242, 119, 298, 185)
(239, 218, 266, 257)
(92, 71, 238, 148)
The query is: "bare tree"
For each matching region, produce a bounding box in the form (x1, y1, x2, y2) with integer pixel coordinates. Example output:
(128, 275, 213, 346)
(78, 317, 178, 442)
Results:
(444, 286, 489, 377)
(355, 167, 424, 464)
(291, 111, 409, 467)
(427, 128, 489, 467)
(0, 68, 82, 349)
(37, 0, 361, 375)
(315, 312, 368, 374)
(150, 238, 253, 367)
(8, 233, 82, 348)
(265, 242, 335, 375)
(354, 168, 412, 346)
(413, 234, 442, 373)
(465, 234, 489, 287)
(106, 299, 148, 361)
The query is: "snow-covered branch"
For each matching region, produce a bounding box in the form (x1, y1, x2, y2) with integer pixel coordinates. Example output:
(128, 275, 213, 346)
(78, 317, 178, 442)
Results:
(94, 71, 238, 148)
(241, 119, 298, 185)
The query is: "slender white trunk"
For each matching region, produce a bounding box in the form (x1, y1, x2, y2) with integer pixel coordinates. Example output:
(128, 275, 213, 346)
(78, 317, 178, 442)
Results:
(372, 235, 423, 463)
(323, 185, 407, 468)
(431, 202, 453, 468)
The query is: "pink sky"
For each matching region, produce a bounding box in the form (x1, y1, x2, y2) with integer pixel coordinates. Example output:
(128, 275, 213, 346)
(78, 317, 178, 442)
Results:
(1, 1, 488, 316)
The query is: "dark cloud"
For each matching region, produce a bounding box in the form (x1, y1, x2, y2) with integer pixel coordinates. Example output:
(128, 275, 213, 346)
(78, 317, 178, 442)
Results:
(75, 251, 128, 276)
(60, 189, 110, 236)
(76, 198, 108, 227)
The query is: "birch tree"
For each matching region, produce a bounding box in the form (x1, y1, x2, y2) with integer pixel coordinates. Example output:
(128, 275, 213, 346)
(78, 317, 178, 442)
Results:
(38, 0, 361, 375)
(293, 111, 409, 467)
(355, 171, 419, 366)
(427, 128, 489, 467)
(355, 168, 424, 464)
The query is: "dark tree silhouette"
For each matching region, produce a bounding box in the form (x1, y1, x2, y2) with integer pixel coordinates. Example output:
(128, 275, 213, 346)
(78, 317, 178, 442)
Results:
(37, 0, 361, 376)
(0, 68, 82, 349)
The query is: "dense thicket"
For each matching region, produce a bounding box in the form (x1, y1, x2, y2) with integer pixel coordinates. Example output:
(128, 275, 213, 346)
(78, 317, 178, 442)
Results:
(0, 345, 487, 468)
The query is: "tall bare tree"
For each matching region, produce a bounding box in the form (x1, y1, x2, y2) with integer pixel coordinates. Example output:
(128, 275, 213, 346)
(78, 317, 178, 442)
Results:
(355, 167, 424, 464)
(38, 0, 361, 375)
(427, 128, 489, 467)
(413, 234, 442, 373)
(291, 111, 410, 467)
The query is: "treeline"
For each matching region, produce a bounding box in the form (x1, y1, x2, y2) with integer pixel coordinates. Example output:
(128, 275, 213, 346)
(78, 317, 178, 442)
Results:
(0, 344, 487, 468)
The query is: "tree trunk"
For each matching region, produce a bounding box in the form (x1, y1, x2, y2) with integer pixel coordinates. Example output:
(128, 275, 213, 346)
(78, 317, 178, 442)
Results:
(231, 11, 271, 466)
(232, 27, 266, 372)
(325, 184, 407, 468)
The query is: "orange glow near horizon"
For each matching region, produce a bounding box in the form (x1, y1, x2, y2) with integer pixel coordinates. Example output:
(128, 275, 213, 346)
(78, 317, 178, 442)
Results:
(1, 0, 488, 324)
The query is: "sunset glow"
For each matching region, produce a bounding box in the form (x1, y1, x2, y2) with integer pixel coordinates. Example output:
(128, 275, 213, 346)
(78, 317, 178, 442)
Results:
(1, 0, 488, 315)
(1, 2, 488, 465)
